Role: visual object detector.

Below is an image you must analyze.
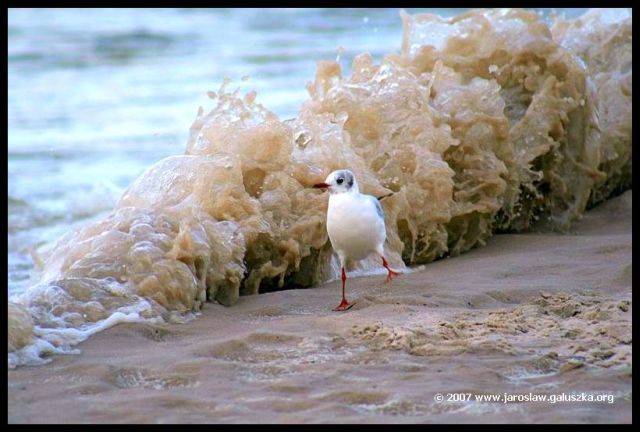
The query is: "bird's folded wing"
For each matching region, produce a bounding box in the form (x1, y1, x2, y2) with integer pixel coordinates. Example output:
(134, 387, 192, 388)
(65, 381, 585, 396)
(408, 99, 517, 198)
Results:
(367, 194, 385, 218)
(377, 192, 394, 201)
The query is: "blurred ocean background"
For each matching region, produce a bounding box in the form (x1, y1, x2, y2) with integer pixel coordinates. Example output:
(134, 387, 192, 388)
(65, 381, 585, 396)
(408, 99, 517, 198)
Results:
(7, 8, 587, 296)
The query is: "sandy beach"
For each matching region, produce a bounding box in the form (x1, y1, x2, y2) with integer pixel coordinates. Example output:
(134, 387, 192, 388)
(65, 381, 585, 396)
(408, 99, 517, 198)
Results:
(7, 190, 632, 423)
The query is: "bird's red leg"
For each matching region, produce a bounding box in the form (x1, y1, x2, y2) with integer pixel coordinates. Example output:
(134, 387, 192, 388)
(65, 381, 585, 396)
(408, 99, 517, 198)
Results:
(333, 267, 354, 311)
(382, 256, 401, 283)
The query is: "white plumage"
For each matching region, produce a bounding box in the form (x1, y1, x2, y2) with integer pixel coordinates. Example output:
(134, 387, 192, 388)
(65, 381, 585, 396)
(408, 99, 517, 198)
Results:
(327, 186, 386, 262)
(314, 169, 400, 311)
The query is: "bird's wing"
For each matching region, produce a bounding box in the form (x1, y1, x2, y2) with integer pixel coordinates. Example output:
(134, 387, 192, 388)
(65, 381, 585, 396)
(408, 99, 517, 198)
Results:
(365, 194, 384, 219)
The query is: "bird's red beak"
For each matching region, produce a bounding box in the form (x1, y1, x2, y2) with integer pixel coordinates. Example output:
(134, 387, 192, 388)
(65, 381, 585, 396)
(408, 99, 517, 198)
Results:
(313, 182, 330, 190)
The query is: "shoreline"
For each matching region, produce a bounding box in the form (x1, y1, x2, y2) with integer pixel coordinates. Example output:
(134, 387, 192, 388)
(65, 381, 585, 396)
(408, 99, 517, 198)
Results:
(8, 191, 632, 423)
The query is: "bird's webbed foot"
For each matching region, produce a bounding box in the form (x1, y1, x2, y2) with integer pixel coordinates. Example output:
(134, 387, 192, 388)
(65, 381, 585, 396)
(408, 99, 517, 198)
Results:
(332, 299, 355, 311)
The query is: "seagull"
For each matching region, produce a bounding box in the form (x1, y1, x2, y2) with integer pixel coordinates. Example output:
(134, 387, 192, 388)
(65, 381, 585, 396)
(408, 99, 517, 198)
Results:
(313, 169, 400, 311)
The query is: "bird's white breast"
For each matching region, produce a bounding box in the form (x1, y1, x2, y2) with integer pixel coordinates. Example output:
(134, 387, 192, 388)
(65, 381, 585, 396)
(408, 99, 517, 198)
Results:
(326, 192, 386, 261)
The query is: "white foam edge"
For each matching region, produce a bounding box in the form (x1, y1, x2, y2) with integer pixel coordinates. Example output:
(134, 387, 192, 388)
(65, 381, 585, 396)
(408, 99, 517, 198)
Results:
(8, 300, 162, 369)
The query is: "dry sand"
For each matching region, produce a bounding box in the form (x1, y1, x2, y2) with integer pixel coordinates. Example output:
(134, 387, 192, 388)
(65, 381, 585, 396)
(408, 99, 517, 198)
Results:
(7, 190, 632, 423)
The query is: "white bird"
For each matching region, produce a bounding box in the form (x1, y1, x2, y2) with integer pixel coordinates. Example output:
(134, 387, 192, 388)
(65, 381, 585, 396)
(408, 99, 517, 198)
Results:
(313, 169, 400, 311)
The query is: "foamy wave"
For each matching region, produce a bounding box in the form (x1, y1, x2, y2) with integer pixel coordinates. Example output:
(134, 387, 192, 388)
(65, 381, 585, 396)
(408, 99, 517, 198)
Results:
(8, 297, 161, 369)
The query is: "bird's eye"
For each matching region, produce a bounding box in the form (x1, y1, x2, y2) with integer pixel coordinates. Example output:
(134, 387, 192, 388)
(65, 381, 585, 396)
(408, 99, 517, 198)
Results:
(337, 178, 344, 185)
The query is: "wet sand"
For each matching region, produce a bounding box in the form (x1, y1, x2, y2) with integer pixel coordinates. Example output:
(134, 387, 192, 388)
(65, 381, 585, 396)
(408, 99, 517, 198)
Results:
(7, 191, 632, 423)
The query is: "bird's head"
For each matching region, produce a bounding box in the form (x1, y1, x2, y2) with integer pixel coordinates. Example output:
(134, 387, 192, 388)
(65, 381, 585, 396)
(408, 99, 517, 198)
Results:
(313, 169, 358, 195)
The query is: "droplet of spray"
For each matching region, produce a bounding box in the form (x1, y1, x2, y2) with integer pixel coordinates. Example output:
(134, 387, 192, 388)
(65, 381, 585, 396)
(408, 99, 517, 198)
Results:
(244, 91, 257, 104)
(219, 77, 231, 94)
(336, 46, 345, 63)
